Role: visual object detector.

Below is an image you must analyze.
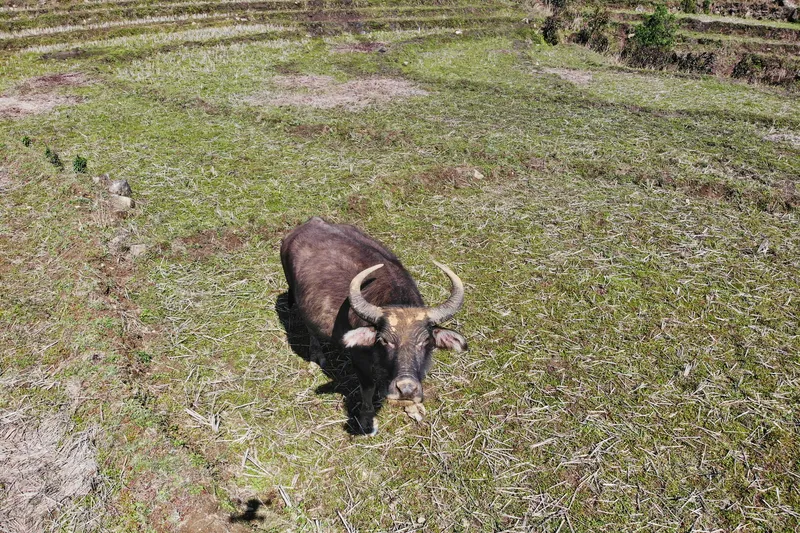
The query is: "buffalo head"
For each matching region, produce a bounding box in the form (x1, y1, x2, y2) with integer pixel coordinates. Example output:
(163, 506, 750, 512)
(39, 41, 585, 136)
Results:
(342, 261, 468, 403)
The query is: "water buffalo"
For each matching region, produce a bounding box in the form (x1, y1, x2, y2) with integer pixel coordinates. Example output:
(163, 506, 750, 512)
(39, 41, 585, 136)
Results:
(280, 217, 467, 435)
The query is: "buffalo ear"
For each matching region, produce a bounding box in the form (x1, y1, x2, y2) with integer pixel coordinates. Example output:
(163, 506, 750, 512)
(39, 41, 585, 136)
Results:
(343, 327, 377, 348)
(432, 327, 467, 352)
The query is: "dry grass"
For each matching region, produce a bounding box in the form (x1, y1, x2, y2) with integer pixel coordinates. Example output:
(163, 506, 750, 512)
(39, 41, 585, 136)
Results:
(246, 74, 429, 110)
(541, 67, 594, 85)
(0, 411, 99, 533)
(0, 13, 215, 39)
(764, 131, 800, 148)
(22, 23, 291, 54)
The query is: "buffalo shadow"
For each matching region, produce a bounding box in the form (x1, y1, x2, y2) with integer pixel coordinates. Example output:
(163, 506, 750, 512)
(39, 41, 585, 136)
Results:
(229, 498, 264, 523)
(274, 291, 385, 435)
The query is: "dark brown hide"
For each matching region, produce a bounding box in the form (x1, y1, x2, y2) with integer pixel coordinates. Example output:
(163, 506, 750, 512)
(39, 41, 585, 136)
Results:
(280, 217, 466, 435)
(280, 217, 424, 341)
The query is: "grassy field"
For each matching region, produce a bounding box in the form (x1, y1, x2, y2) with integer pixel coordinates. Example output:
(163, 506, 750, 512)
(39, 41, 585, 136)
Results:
(1, 1, 799, 531)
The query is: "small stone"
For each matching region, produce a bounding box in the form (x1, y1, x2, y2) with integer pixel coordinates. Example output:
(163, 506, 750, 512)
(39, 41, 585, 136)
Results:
(108, 179, 132, 197)
(128, 244, 148, 258)
(417, 516, 426, 524)
(109, 194, 135, 211)
(455, 30, 463, 35)
(108, 232, 130, 255)
(92, 173, 110, 186)
(472, 169, 485, 180)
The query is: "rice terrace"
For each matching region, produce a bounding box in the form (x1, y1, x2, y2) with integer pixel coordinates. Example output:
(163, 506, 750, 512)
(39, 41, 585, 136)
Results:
(0, 0, 798, 530)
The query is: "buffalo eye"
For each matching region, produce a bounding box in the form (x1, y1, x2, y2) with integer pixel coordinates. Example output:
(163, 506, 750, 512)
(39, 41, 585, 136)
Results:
(377, 337, 395, 349)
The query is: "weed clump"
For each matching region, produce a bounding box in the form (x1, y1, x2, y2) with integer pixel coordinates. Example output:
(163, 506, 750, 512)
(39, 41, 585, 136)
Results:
(515, 26, 547, 45)
(73, 155, 88, 174)
(44, 147, 64, 171)
(681, 0, 696, 14)
(135, 351, 152, 365)
(21, 136, 32, 147)
(624, 4, 677, 67)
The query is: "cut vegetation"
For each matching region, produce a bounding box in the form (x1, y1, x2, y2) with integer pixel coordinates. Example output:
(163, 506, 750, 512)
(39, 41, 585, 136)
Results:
(0, 0, 798, 531)
(246, 74, 428, 110)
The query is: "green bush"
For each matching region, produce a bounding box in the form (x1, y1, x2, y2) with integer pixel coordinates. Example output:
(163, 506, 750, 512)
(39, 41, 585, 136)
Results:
(623, 4, 677, 67)
(681, 0, 696, 13)
(633, 5, 677, 49)
(21, 136, 31, 147)
(703, 0, 712, 14)
(73, 155, 88, 173)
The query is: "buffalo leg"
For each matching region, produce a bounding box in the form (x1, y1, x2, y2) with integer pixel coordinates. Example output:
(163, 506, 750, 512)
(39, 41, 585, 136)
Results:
(350, 349, 377, 436)
(307, 328, 325, 368)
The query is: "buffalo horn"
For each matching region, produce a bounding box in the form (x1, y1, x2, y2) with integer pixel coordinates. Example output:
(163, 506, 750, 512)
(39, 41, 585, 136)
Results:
(349, 264, 385, 324)
(426, 261, 465, 324)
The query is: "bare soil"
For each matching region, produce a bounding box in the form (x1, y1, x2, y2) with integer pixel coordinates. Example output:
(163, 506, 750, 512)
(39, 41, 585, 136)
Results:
(16, 72, 91, 93)
(172, 228, 246, 261)
(249, 75, 428, 110)
(542, 67, 593, 85)
(0, 72, 89, 118)
(389, 165, 489, 194)
(0, 94, 81, 118)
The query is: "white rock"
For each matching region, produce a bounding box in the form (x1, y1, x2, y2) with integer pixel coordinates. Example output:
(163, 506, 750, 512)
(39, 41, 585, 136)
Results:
(109, 194, 135, 211)
(108, 179, 132, 197)
(129, 244, 148, 258)
(108, 232, 130, 254)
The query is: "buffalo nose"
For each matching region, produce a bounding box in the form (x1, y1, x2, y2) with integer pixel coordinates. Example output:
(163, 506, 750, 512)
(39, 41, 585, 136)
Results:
(396, 378, 419, 399)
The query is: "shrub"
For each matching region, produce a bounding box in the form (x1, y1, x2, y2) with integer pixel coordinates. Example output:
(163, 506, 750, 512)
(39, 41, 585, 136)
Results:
(703, 0, 712, 14)
(547, 0, 569, 9)
(44, 147, 64, 170)
(633, 5, 677, 49)
(624, 4, 677, 67)
(575, 4, 611, 52)
(681, 0, 696, 14)
(73, 155, 88, 173)
(542, 15, 562, 45)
